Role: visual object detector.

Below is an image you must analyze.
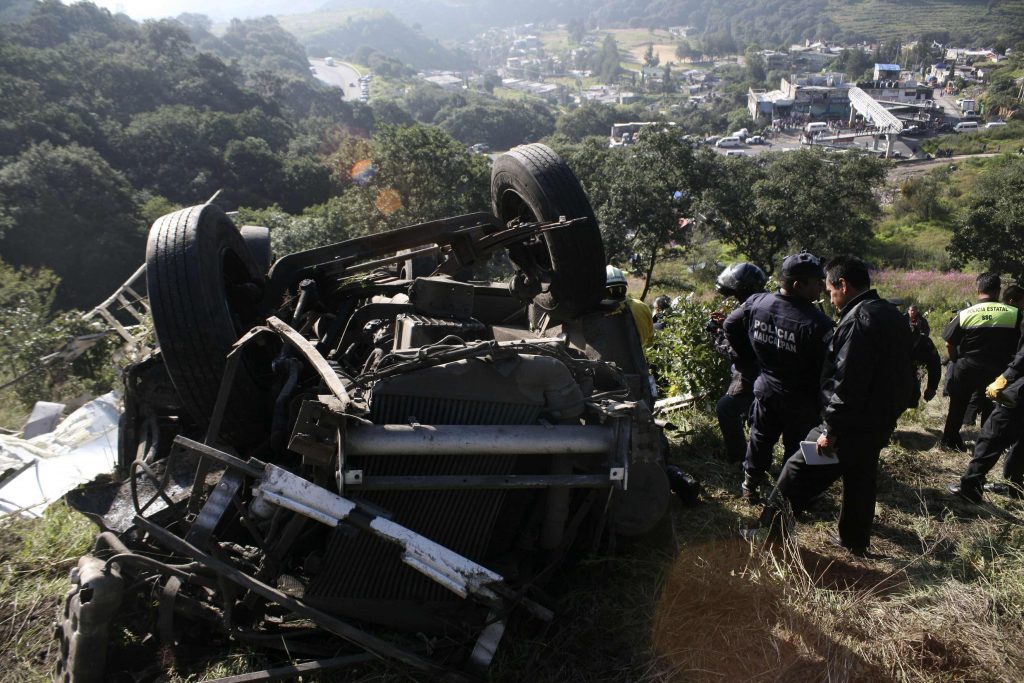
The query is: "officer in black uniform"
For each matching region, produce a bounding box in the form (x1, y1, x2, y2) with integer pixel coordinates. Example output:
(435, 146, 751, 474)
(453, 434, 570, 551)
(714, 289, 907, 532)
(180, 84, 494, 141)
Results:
(755, 255, 915, 555)
(940, 273, 1022, 451)
(724, 252, 834, 501)
(907, 307, 941, 405)
(949, 328, 1024, 501)
(652, 295, 672, 330)
(948, 284, 1024, 500)
(707, 263, 768, 463)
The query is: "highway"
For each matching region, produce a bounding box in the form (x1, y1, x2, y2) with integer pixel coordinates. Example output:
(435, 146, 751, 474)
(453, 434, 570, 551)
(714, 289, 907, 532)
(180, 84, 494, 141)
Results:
(309, 59, 364, 102)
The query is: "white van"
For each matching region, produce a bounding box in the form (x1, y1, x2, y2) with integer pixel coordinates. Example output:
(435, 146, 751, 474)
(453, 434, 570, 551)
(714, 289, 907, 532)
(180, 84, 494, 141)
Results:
(716, 136, 742, 148)
(805, 122, 828, 134)
(985, 121, 1007, 129)
(953, 121, 980, 133)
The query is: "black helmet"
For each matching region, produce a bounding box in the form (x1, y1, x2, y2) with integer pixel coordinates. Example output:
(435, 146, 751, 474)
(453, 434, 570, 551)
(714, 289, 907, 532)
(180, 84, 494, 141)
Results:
(653, 295, 671, 311)
(716, 262, 767, 299)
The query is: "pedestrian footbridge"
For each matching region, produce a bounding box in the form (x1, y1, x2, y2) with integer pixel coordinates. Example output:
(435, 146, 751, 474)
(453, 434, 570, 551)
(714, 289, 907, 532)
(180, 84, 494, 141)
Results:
(847, 87, 903, 158)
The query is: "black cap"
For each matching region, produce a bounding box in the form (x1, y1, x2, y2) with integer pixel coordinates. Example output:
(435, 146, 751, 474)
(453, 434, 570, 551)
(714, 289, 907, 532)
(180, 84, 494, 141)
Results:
(780, 251, 825, 279)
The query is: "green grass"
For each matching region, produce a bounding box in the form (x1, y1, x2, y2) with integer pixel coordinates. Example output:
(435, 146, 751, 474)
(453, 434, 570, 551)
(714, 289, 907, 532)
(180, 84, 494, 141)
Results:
(828, 0, 1024, 42)
(0, 504, 94, 683)
(921, 121, 1024, 157)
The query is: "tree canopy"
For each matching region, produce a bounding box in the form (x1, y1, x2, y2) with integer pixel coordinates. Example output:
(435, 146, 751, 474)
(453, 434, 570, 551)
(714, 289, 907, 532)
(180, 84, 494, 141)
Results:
(948, 156, 1024, 280)
(697, 149, 888, 274)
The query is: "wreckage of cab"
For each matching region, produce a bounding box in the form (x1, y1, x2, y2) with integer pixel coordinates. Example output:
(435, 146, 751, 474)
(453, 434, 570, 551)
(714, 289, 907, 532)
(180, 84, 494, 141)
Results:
(58, 144, 671, 682)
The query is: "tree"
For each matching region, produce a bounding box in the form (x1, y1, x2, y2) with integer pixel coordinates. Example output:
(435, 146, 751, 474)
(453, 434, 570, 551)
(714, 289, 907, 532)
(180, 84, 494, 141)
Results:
(592, 131, 717, 299)
(0, 142, 145, 308)
(555, 102, 646, 141)
(697, 150, 886, 273)
(592, 34, 622, 83)
(948, 156, 1024, 279)
(661, 63, 675, 93)
(567, 18, 585, 45)
(644, 44, 660, 68)
(675, 41, 695, 62)
(355, 124, 490, 231)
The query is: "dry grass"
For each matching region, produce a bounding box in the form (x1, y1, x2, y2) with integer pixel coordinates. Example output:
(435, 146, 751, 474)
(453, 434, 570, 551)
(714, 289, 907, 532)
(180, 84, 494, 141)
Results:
(3, 396, 1024, 681)
(0, 505, 93, 683)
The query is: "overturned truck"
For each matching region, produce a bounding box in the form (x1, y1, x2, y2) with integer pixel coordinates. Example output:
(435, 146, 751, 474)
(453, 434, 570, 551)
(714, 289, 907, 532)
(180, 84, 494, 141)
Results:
(58, 144, 672, 682)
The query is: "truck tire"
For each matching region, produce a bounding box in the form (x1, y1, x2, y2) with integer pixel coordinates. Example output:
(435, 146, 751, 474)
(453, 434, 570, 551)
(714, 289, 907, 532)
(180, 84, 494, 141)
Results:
(240, 225, 272, 275)
(491, 143, 606, 322)
(146, 204, 270, 438)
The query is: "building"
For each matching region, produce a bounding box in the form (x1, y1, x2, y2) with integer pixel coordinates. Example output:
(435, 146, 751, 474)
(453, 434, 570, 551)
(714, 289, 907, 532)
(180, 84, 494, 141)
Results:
(857, 74, 933, 104)
(422, 72, 464, 90)
(748, 72, 851, 122)
(928, 63, 952, 85)
(873, 63, 901, 81)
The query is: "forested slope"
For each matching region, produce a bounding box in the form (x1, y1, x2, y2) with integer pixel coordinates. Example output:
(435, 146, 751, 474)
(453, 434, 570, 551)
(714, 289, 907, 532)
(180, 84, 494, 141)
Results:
(0, 0, 367, 307)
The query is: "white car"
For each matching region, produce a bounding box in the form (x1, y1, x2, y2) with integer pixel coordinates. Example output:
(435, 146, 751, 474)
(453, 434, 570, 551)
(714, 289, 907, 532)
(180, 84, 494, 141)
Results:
(986, 121, 1007, 128)
(746, 135, 765, 145)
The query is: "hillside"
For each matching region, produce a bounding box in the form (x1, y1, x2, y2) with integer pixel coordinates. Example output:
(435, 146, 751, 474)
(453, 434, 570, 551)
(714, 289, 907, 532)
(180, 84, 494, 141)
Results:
(0, 1, 362, 308)
(293, 0, 1024, 49)
(587, 0, 1024, 46)
(278, 8, 474, 70)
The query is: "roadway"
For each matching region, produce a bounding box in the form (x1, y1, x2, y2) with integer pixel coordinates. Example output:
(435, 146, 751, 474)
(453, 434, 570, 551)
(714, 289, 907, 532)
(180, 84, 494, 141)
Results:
(309, 59, 364, 102)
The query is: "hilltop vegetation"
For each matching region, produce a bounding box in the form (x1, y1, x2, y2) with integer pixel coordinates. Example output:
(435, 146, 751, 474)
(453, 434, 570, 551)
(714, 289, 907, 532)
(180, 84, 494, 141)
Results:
(587, 0, 1024, 47)
(278, 8, 473, 70)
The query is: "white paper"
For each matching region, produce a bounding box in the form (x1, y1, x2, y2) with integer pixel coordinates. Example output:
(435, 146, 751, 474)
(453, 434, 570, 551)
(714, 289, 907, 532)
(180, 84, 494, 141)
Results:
(0, 392, 120, 517)
(801, 440, 839, 466)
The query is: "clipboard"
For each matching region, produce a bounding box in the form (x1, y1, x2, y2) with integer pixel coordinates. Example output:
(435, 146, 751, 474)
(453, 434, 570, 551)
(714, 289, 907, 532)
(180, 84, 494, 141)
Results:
(801, 440, 838, 466)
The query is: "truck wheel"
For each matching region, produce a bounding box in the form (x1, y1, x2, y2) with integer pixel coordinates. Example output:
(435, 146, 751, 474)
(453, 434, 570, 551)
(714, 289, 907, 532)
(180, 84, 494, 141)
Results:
(491, 143, 606, 322)
(240, 225, 272, 275)
(146, 204, 270, 438)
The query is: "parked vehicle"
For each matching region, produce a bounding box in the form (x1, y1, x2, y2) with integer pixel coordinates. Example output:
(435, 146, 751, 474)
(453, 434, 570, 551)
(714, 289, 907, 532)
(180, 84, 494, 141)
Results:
(953, 121, 980, 133)
(716, 136, 742, 148)
(804, 122, 828, 135)
(57, 144, 672, 682)
(957, 98, 976, 113)
(745, 135, 765, 145)
(985, 121, 1007, 128)
(724, 150, 746, 157)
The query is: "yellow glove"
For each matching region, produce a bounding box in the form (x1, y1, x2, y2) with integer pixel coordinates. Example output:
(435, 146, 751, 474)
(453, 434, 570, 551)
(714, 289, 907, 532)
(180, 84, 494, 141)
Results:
(986, 375, 1008, 401)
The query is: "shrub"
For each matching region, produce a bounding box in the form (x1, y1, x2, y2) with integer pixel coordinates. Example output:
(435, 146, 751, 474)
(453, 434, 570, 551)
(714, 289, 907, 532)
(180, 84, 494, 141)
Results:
(0, 261, 116, 409)
(646, 296, 730, 404)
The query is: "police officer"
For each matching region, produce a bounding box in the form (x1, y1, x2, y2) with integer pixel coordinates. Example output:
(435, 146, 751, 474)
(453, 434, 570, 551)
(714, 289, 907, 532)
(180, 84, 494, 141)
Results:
(756, 255, 915, 555)
(724, 252, 833, 501)
(652, 295, 672, 330)
(910, 325, 941, 405)
(948, 323, 1024, 502)
(940, 274, 1022, 451)
(707, 263, 768, 463)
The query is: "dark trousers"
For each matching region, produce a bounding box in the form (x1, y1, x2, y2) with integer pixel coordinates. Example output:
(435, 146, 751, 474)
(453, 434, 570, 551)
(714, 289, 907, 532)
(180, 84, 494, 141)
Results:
(962, 380, 1024, 489)
(943, 361, 999, 444)
(775, 425, 894, 549)
(716, 391, 753, 462)
(744, 393, 820, 478)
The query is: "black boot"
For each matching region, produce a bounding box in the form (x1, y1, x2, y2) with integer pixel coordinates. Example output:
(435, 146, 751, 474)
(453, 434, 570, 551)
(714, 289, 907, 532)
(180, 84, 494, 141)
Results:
(947, 479, 983, 503)
(741, 472, 763, 504)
